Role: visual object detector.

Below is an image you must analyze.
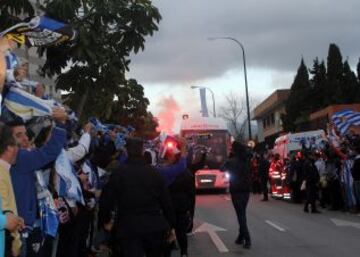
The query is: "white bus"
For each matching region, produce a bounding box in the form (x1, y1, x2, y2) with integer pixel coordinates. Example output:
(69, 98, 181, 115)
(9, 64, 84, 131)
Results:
(180, 117, 231, 190)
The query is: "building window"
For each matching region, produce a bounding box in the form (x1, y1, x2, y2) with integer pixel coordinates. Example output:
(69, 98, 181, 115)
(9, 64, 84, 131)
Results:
(263, 118, 266, 129)
(271, 113, 275, 125)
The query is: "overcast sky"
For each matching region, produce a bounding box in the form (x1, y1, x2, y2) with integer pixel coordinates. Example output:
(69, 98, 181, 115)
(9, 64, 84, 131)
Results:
(127, 0, 360, 133)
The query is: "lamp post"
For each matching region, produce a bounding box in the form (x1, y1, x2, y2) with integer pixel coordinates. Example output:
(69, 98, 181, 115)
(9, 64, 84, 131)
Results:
(208, 36, 252, 140)
(191, 85, 216, 117)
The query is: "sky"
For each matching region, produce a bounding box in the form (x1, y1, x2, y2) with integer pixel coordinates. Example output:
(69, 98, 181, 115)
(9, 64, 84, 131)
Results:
(127, 0, 360, 134)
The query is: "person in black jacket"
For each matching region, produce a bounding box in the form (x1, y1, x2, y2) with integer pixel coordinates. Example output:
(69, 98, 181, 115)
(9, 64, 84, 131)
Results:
(303, 151, 321, 214)
(223, 141, 252, 249)
(258, 152, 270, 201)
(163, 145, 195, 257)
(98, 137, 176, 257)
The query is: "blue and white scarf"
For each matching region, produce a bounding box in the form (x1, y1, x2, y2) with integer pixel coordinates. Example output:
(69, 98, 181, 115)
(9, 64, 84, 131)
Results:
(55, 149, 84, 205)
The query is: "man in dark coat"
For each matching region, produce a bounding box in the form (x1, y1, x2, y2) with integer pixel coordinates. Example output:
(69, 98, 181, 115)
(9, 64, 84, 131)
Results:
(290, 153, 305, 203)
(99, 137, 176, 257)
(303, 152, 321, 213)
(223, 141, 252, 249)
(258, 152, 270, 201)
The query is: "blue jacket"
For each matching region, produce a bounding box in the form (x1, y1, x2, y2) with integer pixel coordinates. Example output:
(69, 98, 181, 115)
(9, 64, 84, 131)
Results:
(10, 126, 66, 226)
(117, 155, 187, 186)
(157, 157, 187, 186)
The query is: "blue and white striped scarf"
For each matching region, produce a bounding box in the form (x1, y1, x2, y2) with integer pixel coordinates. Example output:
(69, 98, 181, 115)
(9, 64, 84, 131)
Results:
(55, 149, 84, 205)
(3, 87, 56, 121)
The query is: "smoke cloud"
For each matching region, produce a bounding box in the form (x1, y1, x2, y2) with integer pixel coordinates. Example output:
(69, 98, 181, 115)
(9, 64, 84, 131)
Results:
(155, 95, 181, 135)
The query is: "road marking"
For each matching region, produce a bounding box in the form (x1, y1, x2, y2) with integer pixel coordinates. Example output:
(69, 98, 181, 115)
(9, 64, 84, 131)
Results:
(331, 218, 360, 229)
(194, 222, 229, 253)
(265, 220, 286, 232)
(224, 196, 231, 201)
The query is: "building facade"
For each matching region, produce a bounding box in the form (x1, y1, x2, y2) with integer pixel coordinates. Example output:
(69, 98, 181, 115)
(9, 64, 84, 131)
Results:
(252, 89, 290, 146)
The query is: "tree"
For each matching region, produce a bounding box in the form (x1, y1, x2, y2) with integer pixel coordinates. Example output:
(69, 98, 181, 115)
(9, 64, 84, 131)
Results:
(62, 77, 158, 138)
(106, 79, 150, 124)
(103, 79, 159, 139)
(325, 43, 344, 105)
(341, 60, 359, 103)
(309, 57, 327, 110)
(219, 93, 247, 140)
(308, 44, 359, 108)
(283, 58, 311, 132)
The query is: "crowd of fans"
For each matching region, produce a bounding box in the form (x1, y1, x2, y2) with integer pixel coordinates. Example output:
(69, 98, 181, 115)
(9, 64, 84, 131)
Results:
(249, 131, 360, 214)
(0, 35, 215, 257)
(0, 104, 208, 257)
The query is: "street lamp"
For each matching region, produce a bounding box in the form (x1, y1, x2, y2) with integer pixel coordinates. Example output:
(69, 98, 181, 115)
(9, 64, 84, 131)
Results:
(208, 36, 252, 140)
(191, 85, 216, 117)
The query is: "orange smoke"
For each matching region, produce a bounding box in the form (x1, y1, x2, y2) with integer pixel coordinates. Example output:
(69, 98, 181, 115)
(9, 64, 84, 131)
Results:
(155, 95, 181, 135)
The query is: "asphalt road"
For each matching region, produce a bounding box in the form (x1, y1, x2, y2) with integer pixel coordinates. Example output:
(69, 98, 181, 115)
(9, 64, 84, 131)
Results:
(184, 193, 360, 257)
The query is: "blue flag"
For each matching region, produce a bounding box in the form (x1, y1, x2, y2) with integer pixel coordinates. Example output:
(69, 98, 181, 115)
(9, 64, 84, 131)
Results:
(332, 109, 360, 135)
(38, 192, 59, 238)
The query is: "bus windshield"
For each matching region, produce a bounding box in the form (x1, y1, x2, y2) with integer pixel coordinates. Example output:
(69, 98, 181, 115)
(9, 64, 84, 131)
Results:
(182, 130, 229, 169)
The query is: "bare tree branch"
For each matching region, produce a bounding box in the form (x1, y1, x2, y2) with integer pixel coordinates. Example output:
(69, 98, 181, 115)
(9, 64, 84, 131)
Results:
(219, 92, 246, 140)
